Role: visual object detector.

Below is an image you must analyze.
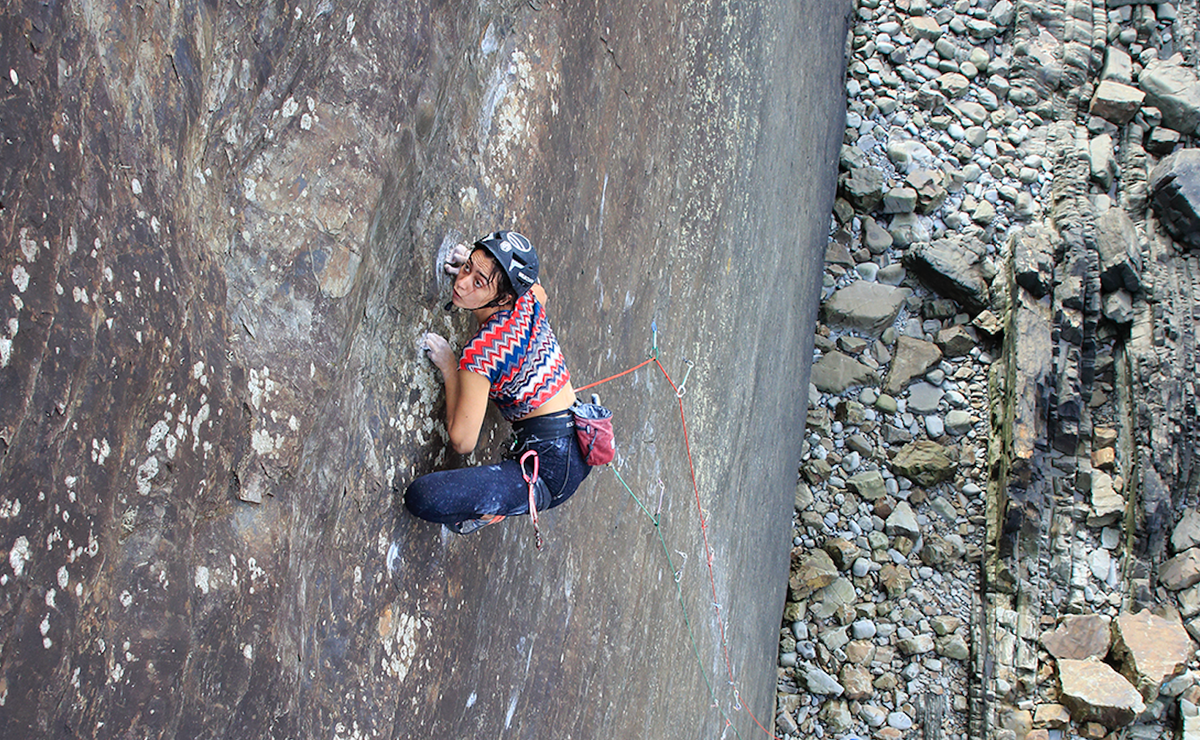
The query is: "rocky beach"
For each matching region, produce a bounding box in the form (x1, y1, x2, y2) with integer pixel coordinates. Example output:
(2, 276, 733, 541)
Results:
(777, 0, 1200, 739)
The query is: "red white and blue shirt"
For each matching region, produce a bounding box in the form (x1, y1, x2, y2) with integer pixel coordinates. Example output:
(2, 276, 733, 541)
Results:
(459, 290, 570, 421)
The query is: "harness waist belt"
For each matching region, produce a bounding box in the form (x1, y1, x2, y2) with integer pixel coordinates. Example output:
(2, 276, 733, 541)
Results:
(511, 409, 575, 444)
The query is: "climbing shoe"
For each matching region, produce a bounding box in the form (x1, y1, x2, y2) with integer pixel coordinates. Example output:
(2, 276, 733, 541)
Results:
(452, 514, 506, 535)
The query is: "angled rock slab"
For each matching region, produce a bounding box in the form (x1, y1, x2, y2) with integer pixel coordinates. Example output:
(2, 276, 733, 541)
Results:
(1058, 657, 1146, 728)
(1139, 57, 1200, 135)
(1111, 610, 1195, 699)
(810, 351, 881, 394)
(905, 237, 990, 313)
(1041, 614, 1112, 660)
(890, 440, 956, 486)
(1095, 207, 1142, 294)
(822, 281, 912, 337)
(1149, 149, 1200, 251)
(885, 336, 943, 394)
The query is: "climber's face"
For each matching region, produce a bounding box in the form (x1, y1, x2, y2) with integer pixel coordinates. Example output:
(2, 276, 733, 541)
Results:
(451, 250, 503, 310)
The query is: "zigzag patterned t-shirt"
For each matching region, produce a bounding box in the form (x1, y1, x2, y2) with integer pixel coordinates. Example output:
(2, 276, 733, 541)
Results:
(459, 290, 570, 421)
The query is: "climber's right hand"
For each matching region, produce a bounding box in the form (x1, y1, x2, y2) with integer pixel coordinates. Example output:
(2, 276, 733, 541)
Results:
(443, 244, 470, 275)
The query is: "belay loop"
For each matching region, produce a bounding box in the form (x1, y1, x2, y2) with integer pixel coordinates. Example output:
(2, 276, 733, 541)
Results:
(520, 450, 543, 551)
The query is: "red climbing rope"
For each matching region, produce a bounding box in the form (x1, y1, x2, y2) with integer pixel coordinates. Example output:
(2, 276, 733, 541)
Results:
(577, 335, 783, 740)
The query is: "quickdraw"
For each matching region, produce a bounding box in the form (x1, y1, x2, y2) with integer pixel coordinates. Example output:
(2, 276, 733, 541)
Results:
(520, 450, 543, 551)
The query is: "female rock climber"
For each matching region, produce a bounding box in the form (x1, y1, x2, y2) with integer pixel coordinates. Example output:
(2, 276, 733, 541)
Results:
(405, 230, 594, 537)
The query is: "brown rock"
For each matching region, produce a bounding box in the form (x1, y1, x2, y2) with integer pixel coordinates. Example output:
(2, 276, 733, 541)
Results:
(884, 335, 944, 394)
(879, 563, 914, 598)
(1161, 548, 1200, 591)
(1024, 730, 1049, 740)
(1041, 614, 1112, 660)
(823, 537, 862, 571)
(1058, 657, 1146, 728)
(1091, 447, 1116, 470)
(789, 548, 838, 600)
(844, 639, 876, 664)
(840, 664, 874, 700)
(1033, 703, 1071, 729)
(890, 440, 957, 485)
(1111, 609, 1195, 699)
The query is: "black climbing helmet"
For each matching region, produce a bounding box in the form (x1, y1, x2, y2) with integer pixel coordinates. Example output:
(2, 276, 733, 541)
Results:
(474, 230, 539, 297)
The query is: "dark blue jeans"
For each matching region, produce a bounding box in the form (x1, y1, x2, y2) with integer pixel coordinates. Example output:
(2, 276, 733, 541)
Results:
(404, 435, 591, 526)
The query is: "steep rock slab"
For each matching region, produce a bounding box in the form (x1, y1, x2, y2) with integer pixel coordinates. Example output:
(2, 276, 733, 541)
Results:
(1149, 149, 1200, 250)
(1058, 657, 1146, 728)
(0, 1, 851, 737)
(1111, 610, 1194, 700)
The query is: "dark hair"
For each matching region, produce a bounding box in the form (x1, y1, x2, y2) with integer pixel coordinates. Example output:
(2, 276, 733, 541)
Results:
(472, 247, 518, 306)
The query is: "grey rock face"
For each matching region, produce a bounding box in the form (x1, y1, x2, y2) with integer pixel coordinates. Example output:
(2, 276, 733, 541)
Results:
(1149, 149, 1200, 250)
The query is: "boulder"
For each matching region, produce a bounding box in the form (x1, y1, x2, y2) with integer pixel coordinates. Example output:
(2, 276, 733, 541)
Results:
(840, 665, 874, 700)
(1041, 615, 1112, 660)
(884, 500, 920, 540)
(839, 166, 885, 211)
(1161, 548, 1200, 591)
(1149, 149, 1200, 250)
(847, 470, 888, 501)
(890, 440, 956, 486)
(884, 336, 943, 394)
(906, 169, 948, 214)
(879, 563, 914, 598)
(1174, 510, 1200, 553)
(1095, 207, 1142, 294)
(1011, 227, 1055, 298)
(1101, 47, 1132, 85)
(1058, 657, 1146, 728)
(935, 325, 978, 358)
(823, 282, 912, 336)
(882, 186, 918, 214)
(1090, 134, 1118, 190)
(800, 664, 845, 696)
(1103, 290, 1134, 326)
(1089, 471, 1126, 527)
(1089, 80, 1145, 125)
(862, 215, 894, 254)
(905, 238, 990, 313)
(1111, 610, 1194, 699)
(903, 15, 943, 40)
(789, 548, 839, 600)
(823, 538, 862, 570)
(1139, 56, 1200, 135)
(810, 351, 880, 393)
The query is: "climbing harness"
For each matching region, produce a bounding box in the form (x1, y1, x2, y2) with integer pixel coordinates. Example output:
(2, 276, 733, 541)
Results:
(520, 449, 543, 551)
